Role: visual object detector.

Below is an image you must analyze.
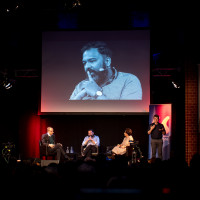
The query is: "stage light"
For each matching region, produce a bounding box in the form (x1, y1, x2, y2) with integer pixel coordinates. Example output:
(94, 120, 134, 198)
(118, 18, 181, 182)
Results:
(0, 74, 15, 90)
(63, 0, 82, 10)
(172, 81, 180, 88)
(72, 0, 81, 8)
(3, 79, 13, 90)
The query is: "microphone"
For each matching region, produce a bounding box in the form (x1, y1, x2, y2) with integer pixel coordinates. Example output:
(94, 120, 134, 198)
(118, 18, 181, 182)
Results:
(99, 66, 107, 72)
(99, 67, 105, 72)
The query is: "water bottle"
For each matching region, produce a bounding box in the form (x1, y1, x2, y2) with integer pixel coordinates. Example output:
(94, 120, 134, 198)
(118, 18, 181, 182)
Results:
(66, 147, 69, 153)
(70, 146, 74, 153)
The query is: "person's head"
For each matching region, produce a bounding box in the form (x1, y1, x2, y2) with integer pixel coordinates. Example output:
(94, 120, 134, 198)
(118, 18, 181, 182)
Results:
(153, 114, 159, 124)
(88, 129, 94, 137)
(124, 128, 132, 137)
(47, 127, 54, 136)
(81, 41, 112, 84)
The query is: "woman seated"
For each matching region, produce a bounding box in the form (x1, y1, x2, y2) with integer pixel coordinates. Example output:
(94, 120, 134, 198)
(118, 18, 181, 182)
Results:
(112, 128, 134, 156)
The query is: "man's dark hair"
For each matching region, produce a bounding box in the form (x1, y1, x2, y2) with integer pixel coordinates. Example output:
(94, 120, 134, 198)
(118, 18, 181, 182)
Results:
(88, 129, 94, 133)
(153, 114, 159, 119)
(81, 41, 112, 58)
(125, 128, 132, 136)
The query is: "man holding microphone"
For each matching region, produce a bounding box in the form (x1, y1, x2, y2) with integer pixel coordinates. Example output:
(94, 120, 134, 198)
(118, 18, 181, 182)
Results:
(148, 114, 166, 160)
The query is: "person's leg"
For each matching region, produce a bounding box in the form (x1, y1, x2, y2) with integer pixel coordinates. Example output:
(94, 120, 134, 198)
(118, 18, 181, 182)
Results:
(56, 144, 67, 157)
(50, 144, 71, 160)
(83, 145, 92, 157)
(157, 139, 163, 159)
(90, 145, 97, 154)
(57, 144, 72, 160)
(56, 148, 61, 160)
(48, 145, 61, 160)
(151, 139, 157, 159)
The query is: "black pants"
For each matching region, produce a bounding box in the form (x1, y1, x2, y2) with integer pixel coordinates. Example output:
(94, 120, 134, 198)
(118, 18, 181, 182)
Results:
(83, 145, 97, 158)
(48, 144, 66, 160)
(151, 139, 163, 159)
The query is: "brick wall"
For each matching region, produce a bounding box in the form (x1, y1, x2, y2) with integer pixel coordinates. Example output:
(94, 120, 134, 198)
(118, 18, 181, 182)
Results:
(185, 59, 199, 165)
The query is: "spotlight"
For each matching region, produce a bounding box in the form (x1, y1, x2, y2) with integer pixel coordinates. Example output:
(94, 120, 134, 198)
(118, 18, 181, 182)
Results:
(72, 0, 82, 8)
(4, 82, 12, 90)
(172, 81, 180, 89)
(1, 76, 15, 90)
(3, 78, 13, 89)
(0, 71, 16, 90)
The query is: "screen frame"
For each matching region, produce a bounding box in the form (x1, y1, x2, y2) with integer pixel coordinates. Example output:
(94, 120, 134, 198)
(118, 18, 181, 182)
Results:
(40, 28, 151, 115)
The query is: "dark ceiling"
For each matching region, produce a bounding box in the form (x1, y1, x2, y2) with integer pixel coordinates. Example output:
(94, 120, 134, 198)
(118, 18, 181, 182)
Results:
(0, 0, 200, 93)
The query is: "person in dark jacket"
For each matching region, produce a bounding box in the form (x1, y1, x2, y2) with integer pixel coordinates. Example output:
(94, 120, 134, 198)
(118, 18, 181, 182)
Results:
(41, 127, 71, 161)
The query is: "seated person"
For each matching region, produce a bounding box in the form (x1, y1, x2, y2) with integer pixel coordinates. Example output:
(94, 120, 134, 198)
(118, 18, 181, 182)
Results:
(41, 127, 71, 161)
(112, 128, 134, 156)
(82, 129, 100, 158)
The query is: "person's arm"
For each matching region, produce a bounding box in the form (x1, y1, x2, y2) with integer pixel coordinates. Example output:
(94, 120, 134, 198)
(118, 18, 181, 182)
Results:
(94, 136, 100, 146)
(82, 136, 89, 146)
(160, 124, 166, 135)
(53, 135, 56, 144)
(88, 136, 99, 145)
(83, 71, 103, 98)
(129, 136, 134, 142)
(41, 134, 48, 146)
(70, 81, 88, 101)
(71, 89, 87, 100)
(125, 136, 134, 147)
(70, 74, 102, 100)
(148, 124, 155, 135)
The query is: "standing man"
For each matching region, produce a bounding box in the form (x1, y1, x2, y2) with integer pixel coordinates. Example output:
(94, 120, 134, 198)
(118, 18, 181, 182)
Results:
(82, 129, 100, 158)
(69, 41, 142, 100)
(41, 127, 71, 161)
(148, 114, 166, 160)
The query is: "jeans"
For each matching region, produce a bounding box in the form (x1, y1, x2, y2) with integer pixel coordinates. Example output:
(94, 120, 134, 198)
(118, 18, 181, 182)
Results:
(151, 139, 163, 159)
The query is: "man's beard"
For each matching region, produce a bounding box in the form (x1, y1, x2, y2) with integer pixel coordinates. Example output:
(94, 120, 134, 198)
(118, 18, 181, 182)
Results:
(86, 68, 108, 85)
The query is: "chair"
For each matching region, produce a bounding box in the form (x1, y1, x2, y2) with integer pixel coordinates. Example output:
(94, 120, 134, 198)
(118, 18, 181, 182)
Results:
(39, 140, 56, 160)
(81, 145, 99, 157)
(126, 141, 143, 163)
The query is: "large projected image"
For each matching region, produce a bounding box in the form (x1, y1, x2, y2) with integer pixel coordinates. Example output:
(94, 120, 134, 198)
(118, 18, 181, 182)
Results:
(69, 41, 142, 100)
(41, 30, 150, 113)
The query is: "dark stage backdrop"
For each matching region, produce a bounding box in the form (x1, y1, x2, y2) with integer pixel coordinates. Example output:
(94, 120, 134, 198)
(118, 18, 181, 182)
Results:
(0, 74, 149, 160)
(19, 113, 149, 159)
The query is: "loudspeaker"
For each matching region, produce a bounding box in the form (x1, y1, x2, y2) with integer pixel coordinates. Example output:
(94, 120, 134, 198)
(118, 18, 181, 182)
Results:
(41, 160, 59, 167)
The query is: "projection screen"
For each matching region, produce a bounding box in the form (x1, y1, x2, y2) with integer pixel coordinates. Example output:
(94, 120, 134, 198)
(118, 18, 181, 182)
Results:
(41, 30, 150, 113)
